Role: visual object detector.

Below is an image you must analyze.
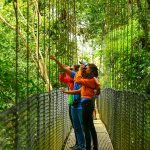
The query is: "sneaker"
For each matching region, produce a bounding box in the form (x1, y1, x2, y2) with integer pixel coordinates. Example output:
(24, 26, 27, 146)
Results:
(93, 147, 98, 150)
(70, 145, 79, 149)
(75, 146, 86, 150)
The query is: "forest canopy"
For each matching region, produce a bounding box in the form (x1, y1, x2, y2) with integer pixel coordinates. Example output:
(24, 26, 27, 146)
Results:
(0, 0, 150, 111)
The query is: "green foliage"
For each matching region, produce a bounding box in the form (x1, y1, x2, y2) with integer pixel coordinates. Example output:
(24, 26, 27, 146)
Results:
(100, 17, 150, 93)
(0, 0, 150, 111)
(0, 26, 44, 111)
(0, 0, 78, 111)
(76, 0, 150, 94)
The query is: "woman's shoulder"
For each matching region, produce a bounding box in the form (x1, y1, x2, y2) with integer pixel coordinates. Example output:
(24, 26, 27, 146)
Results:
(93, 77, 100, 85)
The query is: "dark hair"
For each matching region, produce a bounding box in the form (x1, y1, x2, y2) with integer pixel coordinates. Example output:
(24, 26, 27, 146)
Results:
(88, 63, 98, 78)
(73, 64, 80, 72)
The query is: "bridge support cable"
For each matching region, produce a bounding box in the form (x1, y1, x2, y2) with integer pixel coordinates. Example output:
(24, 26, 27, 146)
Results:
(0, 0, 77, 149)
(97, 0, 150, 149)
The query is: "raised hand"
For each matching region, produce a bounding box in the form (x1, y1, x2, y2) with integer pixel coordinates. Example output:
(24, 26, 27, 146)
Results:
(59, 87, 65, 92)
(79, 64, 85, 71)
(49, 55, 56, 60)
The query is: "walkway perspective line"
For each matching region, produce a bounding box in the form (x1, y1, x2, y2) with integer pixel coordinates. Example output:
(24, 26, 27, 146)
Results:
(64, 110, 114, 150)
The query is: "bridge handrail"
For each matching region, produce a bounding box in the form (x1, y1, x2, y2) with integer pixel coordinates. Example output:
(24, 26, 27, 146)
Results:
(97, 88, 150, 150)
(0, 90, 71, 150)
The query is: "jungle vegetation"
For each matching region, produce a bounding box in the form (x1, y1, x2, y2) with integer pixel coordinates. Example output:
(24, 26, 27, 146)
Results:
(0, 0, 150, 111)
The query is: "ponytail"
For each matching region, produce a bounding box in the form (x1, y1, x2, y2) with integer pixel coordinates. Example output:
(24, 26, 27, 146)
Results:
(88, 64, 98, 78)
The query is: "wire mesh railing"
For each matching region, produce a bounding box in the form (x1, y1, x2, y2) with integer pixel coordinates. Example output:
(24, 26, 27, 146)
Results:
(97, 88, 150, 150)
(0, 90, 71, 150)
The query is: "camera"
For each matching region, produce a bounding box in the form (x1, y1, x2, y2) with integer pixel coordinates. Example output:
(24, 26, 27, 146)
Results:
(79, 61, 88, 68)
(72, 99, 79, 108)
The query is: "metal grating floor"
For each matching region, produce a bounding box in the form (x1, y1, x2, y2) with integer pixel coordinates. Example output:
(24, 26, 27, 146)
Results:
(64, 111, 114, 150)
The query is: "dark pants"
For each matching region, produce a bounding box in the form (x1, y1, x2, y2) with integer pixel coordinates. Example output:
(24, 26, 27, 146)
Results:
(82, 100, 98, 150)
(69, 105, 73, 125)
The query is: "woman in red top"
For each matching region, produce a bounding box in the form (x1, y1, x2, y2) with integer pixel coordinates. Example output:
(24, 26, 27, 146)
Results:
(59, 71, 74, 90)
(59, 70, 74, 121)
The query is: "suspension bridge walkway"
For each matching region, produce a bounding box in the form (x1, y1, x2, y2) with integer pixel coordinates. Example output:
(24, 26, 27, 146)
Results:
(64, 109, 114, 150)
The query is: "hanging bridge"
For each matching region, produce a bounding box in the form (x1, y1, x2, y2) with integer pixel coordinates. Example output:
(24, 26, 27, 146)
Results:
(0, 0, 150, 150)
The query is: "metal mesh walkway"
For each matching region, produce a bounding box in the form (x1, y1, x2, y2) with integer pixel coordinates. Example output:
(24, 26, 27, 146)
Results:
(64, 110, 114, 150)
